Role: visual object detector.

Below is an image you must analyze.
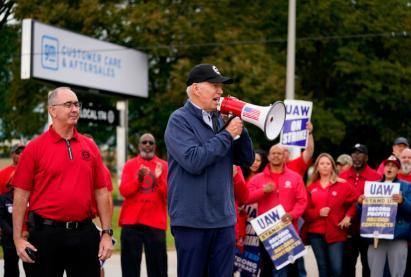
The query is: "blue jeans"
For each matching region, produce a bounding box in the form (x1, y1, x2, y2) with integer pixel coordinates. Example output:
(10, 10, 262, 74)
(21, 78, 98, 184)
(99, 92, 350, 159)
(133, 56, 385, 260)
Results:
(309, 233, 344, 277)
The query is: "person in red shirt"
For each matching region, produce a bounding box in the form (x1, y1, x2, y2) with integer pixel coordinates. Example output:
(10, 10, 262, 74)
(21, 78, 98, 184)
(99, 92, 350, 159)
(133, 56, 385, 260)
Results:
(376, 137, 409, 175)
(119, 133, 168, 277)
(12, 87, 113, 277)
(0, 143, 28, 277)
(284, 121, 314, 177)
(303, 153, 357, 277)
(83, 134, 114, 216)
(336, 154, 353, 174)
(339, 143, 381, 277)
(233, 165, 249, 253)
(398, 148, 411, 183)
(241, 149, 268, 182)
(247, 144, 307, 276)
(83, 134, 114, 277)
(0, 143, 25, 194)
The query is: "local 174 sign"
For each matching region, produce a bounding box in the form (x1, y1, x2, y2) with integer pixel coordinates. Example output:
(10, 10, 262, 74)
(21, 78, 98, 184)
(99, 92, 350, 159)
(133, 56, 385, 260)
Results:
(250, 205, 306, 270)
(360, 181, 400, 239)
(80, 103, 119, 126)
(280, 100, 313, 148)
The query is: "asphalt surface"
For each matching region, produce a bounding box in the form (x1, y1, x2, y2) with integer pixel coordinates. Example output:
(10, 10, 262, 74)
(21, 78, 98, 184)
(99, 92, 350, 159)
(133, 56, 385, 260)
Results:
(0, 247, 362, 276)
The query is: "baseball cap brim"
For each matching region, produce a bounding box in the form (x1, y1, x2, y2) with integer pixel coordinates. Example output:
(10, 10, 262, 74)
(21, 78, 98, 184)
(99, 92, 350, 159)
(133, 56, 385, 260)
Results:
(207, 75, 233, 84)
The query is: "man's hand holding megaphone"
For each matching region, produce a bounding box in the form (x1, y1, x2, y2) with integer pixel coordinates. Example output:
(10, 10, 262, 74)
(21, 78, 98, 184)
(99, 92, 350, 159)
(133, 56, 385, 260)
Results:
(217, 96, 286, 141)
(224, 117, 244, 139)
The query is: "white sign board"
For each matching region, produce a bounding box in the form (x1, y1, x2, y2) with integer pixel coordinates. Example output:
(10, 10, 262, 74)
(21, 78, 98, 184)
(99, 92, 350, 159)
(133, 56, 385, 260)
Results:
(21, 19, 148, 98)
(280, 100, 313, 148)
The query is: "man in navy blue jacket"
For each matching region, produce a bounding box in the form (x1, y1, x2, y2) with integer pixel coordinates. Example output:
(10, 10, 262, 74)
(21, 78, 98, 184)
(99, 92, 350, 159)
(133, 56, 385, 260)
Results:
(164, 64, 254, 277)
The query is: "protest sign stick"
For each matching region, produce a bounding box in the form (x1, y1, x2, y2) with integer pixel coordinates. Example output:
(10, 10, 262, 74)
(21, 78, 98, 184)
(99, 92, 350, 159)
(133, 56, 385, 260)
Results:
(373, 231, 379, 248)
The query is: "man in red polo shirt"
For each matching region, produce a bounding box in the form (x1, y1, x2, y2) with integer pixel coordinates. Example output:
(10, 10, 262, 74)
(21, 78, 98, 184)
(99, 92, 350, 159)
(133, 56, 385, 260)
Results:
(247, 144, 307, 276)
(0, 143, 25, 194)
(12, 87, 113, 277)
(283, 121, 314, 177)
(119, 133, 168, 277)
(339, 143, 381, 277)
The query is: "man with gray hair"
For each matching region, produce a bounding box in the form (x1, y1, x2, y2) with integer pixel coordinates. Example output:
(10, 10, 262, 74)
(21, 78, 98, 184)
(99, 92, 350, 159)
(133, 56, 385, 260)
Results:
(399, 148, 411, 183)
(165, 64, 254, 277)
(12, 87, 113, 277)
(119, 133, 168, 277)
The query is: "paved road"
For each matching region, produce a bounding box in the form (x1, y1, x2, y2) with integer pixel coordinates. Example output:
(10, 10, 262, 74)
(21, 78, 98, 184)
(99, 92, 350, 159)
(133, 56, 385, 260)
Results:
(0, 247, 362, 276)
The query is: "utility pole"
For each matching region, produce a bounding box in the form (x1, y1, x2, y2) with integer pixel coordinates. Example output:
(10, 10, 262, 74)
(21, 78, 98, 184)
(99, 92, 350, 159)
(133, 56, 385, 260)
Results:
(286, 0, 296, 100)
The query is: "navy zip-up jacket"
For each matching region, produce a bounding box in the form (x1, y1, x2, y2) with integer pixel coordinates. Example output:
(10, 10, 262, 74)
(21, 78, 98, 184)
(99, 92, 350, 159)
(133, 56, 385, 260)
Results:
(164, 100, 254, 228)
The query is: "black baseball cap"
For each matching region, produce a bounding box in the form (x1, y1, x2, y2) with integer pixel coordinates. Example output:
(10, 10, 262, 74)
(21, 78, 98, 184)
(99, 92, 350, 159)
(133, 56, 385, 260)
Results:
(393, 137, 409, 146)
(186, 64, 233, 86)
(352, 143, 368, 154)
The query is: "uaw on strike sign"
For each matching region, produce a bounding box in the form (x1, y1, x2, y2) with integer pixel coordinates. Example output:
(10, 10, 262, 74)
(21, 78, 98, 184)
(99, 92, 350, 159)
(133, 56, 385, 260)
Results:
(360, 181, 400, 239)
(280, 100, 313, 148)
(250, 205, 306, 270)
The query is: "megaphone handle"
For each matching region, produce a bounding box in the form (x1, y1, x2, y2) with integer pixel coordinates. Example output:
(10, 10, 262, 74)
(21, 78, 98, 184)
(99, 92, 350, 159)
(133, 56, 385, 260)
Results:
(218, 114, 241, 140)
(218, 114, 235, 132)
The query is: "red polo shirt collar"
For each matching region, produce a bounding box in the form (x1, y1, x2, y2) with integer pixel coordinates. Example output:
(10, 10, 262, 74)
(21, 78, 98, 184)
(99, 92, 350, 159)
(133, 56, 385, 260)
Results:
(48, 125, 79, 143)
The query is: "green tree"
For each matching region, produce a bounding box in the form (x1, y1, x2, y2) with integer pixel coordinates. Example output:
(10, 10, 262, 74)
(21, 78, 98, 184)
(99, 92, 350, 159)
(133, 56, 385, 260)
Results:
(1, 0, 410, 165)
(296, 0, 411, 164)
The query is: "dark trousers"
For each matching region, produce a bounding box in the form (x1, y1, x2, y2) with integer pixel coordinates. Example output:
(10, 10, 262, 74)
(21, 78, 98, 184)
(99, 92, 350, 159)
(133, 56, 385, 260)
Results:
(24, 222, 100, 277)
(259, 242, 286, 277)
(171, 225, 235, 277)
(309, 233, 344, 277)
(2, 246, 19, 277)
(343, 235, 370, 277)
(120, 225, 167, 277)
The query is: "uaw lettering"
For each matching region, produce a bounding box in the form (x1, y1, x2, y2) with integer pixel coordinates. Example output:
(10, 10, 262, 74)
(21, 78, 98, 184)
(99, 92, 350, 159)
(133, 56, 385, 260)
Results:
(234, 204, 261, 277)
(250, 205, 306, 270)
(360, 181, 400, 239)
(280, 100, 313, 148)
(41, 35, 122, 78)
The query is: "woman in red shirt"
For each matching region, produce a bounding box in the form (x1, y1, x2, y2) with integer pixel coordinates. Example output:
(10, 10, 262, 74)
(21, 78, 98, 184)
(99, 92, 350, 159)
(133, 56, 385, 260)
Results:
(241, 149, 268, 182)
(304, 153, 357, 277)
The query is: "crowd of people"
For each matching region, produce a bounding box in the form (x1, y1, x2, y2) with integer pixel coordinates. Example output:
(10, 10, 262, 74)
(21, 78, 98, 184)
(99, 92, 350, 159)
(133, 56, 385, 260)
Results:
(0, 65, 410, 277)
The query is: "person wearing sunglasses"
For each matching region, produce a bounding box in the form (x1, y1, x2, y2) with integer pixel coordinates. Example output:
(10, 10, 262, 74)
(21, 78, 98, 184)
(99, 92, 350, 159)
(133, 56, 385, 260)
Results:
(119, 133, 168, 277)
(11, 87, 113, 277)
(0, 143, 30, 276)
(165, 64, 254, 277)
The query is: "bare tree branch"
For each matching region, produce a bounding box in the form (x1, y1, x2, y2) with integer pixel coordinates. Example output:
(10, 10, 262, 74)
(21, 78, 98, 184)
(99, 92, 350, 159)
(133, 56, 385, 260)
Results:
(0, 0, 16, 30)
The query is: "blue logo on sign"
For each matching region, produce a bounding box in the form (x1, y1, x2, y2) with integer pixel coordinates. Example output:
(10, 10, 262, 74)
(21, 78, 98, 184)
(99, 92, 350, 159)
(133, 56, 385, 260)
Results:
(41, 35, 58, 70)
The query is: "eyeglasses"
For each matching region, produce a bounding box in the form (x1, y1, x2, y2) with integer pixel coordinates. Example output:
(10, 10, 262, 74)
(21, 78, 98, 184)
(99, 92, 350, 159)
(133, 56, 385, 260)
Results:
(141, 140, 154, 145)
(52, 101, 82, 109)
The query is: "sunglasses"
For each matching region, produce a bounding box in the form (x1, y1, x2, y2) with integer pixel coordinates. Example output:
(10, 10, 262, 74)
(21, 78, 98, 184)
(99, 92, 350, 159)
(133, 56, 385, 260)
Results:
(14, 148, 24, 155)
(141, 140, 154, 145)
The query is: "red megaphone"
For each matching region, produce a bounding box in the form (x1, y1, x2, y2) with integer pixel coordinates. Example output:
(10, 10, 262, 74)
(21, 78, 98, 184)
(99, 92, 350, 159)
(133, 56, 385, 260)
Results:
(217, 97, 286, 141)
